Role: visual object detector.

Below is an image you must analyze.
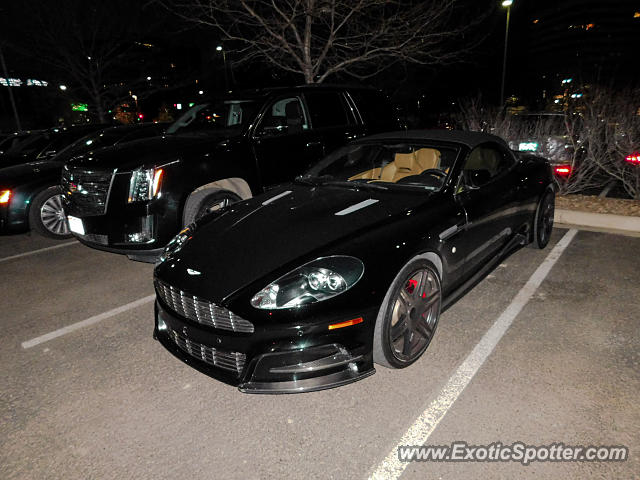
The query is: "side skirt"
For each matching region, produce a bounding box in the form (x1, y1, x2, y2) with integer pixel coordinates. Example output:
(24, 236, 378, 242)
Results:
(442, 233, 528, 312)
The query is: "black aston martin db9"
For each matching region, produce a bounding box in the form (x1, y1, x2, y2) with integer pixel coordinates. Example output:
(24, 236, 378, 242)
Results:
(153, 130, 555, 393)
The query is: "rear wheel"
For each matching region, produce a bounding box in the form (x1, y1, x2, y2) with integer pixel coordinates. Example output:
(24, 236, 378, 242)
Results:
(29, 186, 72, 239)
(373, 259, 442, 369)
(530, 189, 555, 249)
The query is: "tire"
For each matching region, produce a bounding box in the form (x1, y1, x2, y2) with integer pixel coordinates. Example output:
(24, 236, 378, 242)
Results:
(182, 190, 241, 225)
(29, 186, 72, 239)
(373, 259, 442, 369)
(529, 189, 555, 249)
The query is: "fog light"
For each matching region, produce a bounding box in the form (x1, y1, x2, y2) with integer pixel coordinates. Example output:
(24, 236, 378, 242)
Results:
(157, 316, 168, 331)
(125, 215, 153, 243)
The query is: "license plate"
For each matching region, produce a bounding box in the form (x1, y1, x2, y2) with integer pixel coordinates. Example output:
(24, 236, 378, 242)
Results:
(519, 142, 538, 152)
(67, 215, 85, 235)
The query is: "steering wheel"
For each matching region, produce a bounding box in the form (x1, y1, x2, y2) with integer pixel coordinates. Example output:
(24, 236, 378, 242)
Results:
(419, 168, 447, 179)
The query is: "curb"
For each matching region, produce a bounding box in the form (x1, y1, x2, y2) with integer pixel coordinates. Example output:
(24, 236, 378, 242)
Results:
(555, 209, 640, 234)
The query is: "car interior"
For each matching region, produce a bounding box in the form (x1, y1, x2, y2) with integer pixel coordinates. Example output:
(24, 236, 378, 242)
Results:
(348, 147, 443, 183)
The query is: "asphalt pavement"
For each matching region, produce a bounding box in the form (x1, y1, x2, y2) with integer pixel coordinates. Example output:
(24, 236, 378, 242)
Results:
(0, 229, 638, 479)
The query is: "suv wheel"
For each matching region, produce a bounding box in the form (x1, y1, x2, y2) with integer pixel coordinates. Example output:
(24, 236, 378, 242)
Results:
(29, 186, 72, 239)
(183, 190, 242, 225)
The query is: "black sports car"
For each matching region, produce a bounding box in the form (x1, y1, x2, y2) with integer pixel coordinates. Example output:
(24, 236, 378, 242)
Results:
(153, 130, 556, 393)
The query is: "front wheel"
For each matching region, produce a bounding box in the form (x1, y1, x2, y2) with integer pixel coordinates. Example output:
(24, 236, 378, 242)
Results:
(29, 186, 72, 239)
(182, 190, 242, 226)
(530, 189, 555, 249)
(373, 259, 442, 369)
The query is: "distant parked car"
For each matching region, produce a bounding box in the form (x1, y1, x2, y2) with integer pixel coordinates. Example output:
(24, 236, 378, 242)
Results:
(152, 130, 555, 393)
(507, 113, 583, 178)
(0, 130, 44, 156)
(0, 124, 107, 168)
(62, 85, 399, 262)
(0, 124, 165, 238)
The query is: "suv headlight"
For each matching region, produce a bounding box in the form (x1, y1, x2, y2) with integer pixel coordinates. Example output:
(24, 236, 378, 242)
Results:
(128, 167, 163, 203)
(250, 256, 364, 310)
(159, 226, 192, 262)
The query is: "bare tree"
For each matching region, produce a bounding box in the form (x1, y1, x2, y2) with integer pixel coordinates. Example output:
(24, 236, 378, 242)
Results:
(5, 0, 157, 122)
(160, 0, 485, 84)
(583, 87, 640, 200)
(458, 97, 602, 195)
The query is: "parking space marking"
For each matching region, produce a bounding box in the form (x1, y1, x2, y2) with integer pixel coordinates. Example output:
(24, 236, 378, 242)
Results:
(0, 240, 77, 263)
(21, 295, 155, 349)
(368, 229, 578, 480)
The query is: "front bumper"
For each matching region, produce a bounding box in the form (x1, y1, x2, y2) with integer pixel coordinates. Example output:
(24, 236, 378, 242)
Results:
(153, 300, 376, 394)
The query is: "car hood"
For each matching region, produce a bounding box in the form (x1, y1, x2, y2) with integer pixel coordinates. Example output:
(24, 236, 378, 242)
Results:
(156, 184, 434, 303)
(65, 132, 236, 171)
(0, 160, 62, 188)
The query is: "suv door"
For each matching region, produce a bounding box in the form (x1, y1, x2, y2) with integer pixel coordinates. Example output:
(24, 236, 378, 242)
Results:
(454, 142, 519, 275)
(303, 90, 365, 154)
(251, 95, 324, 188)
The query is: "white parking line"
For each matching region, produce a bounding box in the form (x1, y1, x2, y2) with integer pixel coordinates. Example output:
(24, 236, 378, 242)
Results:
(369, 229, 578, 480)
(21, 295, 155, 349)
(0, 241, 77, 263)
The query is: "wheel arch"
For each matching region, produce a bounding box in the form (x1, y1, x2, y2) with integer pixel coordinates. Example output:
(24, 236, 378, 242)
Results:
(181, 177, 253, 226)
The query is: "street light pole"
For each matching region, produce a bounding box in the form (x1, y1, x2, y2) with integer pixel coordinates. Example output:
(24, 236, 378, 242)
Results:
(500, 0, 513, 106)
(216, 45, 229, 91)
(0, 45, 22, 131)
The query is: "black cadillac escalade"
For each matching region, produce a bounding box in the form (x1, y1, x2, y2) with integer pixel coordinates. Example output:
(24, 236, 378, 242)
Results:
(62, 85, 398, 262)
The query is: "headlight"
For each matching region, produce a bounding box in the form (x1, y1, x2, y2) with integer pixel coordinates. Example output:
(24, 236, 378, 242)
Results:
(250, 256, 364, 310)
(159, 226, 192, 262)
(128, 167, 163, 202)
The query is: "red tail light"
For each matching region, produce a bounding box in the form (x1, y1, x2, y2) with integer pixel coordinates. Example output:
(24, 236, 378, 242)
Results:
(553, 165, 572, 177)
(626, 153, 640, 165)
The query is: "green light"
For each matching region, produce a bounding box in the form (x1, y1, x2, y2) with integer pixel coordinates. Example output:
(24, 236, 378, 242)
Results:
(71, 103, 88, 112)
(188, 102, 195, 107)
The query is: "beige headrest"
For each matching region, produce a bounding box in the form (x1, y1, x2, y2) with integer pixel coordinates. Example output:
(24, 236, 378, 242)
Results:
(394, 152, 416, 169)
(415, 148, 441, 170)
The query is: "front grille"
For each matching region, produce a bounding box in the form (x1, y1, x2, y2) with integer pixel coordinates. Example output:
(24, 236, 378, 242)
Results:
(169, 328, 246, 374)
(62, 165, 115, 216)
(155, 279, 254, 334)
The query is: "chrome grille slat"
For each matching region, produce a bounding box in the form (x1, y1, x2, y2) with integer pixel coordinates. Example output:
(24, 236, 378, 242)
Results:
(155, 279, 254, 334)
(61, 166, 115, 216)
(168, 328, 246, 375)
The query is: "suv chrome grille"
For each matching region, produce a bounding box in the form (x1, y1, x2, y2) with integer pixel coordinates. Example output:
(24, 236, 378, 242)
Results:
(61, 165, 115, 216)
(155, 279, 254, 334)
(169, 328, 246, 374)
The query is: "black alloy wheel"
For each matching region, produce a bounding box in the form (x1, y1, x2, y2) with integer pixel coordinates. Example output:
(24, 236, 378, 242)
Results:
(531, 190, 555, 249)
(374, 259, 442, 368)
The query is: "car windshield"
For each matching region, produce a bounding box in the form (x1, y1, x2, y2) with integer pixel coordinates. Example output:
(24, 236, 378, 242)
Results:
(4, 133, 49, 156)
(55, 130, 122, 159)
(166, 100, 259, 135)
(300, 142, 460, 191)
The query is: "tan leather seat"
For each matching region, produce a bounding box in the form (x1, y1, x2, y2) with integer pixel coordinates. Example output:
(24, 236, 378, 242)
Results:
(349, 167, 382, 181)
(349, 148, 442, 183)
(415, 148, 440, 171)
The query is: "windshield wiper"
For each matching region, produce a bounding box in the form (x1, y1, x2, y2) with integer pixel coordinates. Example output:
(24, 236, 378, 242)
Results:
(320, 180, 389, 191)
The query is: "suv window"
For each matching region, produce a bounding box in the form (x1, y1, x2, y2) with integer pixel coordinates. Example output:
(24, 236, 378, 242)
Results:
(461, 144, 515, 188)
(257, 97, 309, 137)
(304, 91, 351, 129)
